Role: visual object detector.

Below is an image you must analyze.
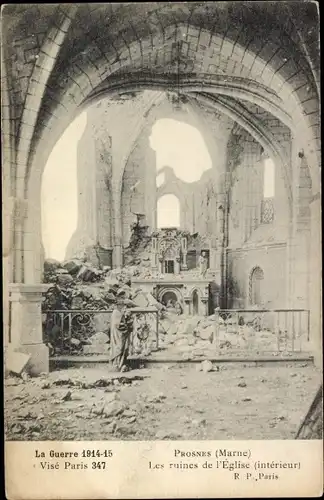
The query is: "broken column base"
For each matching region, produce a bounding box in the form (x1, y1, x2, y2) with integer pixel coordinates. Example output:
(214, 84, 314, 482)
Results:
(9, 283, 52, 376)
(5, 343, 49, 377)
(18, 343, 49, 376)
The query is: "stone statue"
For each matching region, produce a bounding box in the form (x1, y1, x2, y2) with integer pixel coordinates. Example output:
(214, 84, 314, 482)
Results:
(198, 251, 208, 277)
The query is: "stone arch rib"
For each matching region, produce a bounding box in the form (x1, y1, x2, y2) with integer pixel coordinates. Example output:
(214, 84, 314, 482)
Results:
(193, 92, 293, 213)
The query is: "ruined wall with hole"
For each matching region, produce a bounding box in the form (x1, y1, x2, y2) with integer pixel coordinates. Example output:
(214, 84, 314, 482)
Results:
(226, 121, 292, 309)
(122, 141, 147, 246)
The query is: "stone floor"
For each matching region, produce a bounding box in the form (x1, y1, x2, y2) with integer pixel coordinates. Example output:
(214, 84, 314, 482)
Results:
(5, 362, 321, 441)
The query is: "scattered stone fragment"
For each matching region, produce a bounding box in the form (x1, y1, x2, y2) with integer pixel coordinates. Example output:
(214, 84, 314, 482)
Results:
(199, 325, 214, 341)
(187, 335, 197, 346)
(192, 418, 207, 427)
(57, 273, 74, 286)
(90, 332, 110, 345)
(238, 381, 247, 388)
(192, 349, 205, 357)
(180, 416, 191, 424)
(123, 409, 136, 417)
(201, 360, 213, 373)
(182, 353, 193, 361)
(83, 344, 109, 355)
(146, 393, 166, 404)
(62, 391, 72, 402)
(12, 395, 25, 401)
(105, 421, 117, 434)
(220, 340, 232, 349)
(91, 378, 113, 388)
(70, 338, 81, 347)
(126, 416, 137, 424)
(103, 392, 118, 404)
(5, 377, 20, 387)
(29, 424, 42, 433)
(155, 430, 181, 440)
(6, 349, 30, 376)
(17, 411, 34, 420)
(44, 258, 61, 273)
(115, 425, 137, 436)
(102, 401, 125, 418)
(168, 324, 178, 336)
(178, 318, 200, 336)
(77, 265, 97, 282)
(242, 398, 252, 402)
(10, 423, 25, 434)
(62, 259, 83, 275)
(175, 338, 188, 347)
(53, 379, 75, 387)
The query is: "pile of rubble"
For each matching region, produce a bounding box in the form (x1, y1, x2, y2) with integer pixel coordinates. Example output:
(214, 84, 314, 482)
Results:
(41, 258, 280, 358)
(156, 311, 282, 358)
(42, 258, 161, 356)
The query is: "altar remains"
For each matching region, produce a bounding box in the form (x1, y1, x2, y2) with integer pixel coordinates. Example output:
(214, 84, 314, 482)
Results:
(132, 228, 220, 316)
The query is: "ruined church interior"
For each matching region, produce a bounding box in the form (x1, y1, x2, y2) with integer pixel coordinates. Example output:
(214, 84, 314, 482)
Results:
(64, 90, 290, 318)
(2, 4, 322, 442)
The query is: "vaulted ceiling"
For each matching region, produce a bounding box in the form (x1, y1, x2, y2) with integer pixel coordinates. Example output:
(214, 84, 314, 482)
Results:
(2, 2, 320, 196)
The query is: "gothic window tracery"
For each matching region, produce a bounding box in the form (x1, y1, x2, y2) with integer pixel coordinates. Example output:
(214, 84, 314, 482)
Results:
(261, 158, 275, 224)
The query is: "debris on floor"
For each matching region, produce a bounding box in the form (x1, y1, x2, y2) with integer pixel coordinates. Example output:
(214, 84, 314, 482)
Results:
(4, 365, 321, 441)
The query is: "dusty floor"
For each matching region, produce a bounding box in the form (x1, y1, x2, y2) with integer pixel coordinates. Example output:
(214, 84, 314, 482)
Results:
(5, 363, 321, 441)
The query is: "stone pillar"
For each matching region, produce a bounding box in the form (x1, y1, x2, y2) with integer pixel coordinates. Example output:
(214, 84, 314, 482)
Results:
(8, 284, 51, 375)
(66, 119, 98, 259)
(24, 197, 43, 284)
(209, 236, 222, 273)
(144, 136, 157, 231)
(151, 236, 158, 270)
(182, 252, 187, 270)
(175, 257, 180, 274)
(309, 194, 322, 366)
(3, 196, 15, 348)
(95, 134, 113, 249)
(181, 237, 188, 270)
(183, 298, 191, 316)
(112, 244, 123, 268)
(287, 145, 311, 310)
(112, 179, 123, 268)
(159, 257, 164, 274)
(201, 298, 209, 317)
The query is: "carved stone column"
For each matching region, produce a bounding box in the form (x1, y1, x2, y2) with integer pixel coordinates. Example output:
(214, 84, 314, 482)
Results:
(151, 236, 158, 270)
(181, 236, 188, 270)
(183, 298, 191, 315)
(8, 284, 51, 375)
(201, 297, 209, 317)
(308, 194, 322, 367)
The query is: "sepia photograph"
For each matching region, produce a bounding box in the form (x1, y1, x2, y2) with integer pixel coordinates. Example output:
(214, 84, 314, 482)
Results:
(2, 0, 322, 453)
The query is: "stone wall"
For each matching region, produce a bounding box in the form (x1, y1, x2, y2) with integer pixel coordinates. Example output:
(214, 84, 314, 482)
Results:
(227, 244, 287, 309)
(226, 120, 291, 308)
(72, 92, 236, 254)
(122, 141, 147, 245)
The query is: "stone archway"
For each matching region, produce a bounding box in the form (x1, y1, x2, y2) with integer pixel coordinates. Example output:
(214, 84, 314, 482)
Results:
(160, 290, 178, 307)
(157, 286, 183, 306)
(192, 290, 199, 316)
(249, 267, 264, 307)
(2, 4, 320, 373)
